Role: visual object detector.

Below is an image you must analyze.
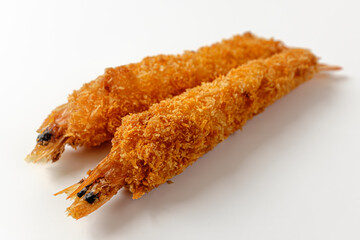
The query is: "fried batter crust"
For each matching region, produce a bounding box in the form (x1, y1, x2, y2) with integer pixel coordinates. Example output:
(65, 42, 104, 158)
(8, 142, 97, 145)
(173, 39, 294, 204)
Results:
(27, 33, 285, 162)
(65, 49, 318, 219)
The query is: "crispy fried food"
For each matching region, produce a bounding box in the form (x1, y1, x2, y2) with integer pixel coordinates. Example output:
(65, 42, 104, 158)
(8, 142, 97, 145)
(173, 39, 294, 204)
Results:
(57, 48, 330, 219)
(26, 32, 286, 163)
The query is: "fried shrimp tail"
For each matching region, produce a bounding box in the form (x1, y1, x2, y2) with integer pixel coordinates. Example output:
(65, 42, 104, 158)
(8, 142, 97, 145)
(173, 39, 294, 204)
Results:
(25, 104, 70, 163)
(26, 32, 286, 163)
(318, 64, 342, 71)
(58, 49, 340, 219)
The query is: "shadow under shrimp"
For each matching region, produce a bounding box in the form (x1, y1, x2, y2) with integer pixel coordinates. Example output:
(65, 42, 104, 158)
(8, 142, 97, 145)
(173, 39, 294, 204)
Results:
(46, 142, 112, 178)
(87, 74, 345, 238)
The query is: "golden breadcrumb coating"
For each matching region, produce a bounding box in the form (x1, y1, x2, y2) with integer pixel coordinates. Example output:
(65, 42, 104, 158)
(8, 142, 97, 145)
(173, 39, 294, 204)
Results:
(60, 49, 319, 219)
(26, 33, 285, 163)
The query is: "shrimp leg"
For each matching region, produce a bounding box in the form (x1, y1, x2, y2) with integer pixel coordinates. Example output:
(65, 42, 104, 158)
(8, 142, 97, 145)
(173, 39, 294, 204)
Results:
(58, 48, 339, 219)
(26, 32, 286, 163)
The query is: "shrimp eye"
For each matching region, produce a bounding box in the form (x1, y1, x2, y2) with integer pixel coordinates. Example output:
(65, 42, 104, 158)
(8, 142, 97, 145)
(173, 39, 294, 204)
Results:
(84, 192, 98, 204)
(37, 129, 53, 145)
(77, 187, 88, 198)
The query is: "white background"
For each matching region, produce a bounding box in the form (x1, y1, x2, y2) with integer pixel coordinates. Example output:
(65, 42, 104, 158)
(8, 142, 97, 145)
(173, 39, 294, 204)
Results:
(0, 0, 359, 239)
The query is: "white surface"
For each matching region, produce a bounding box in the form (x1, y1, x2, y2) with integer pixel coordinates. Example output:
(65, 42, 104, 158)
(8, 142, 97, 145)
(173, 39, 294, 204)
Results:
(0, 0, 359, 239)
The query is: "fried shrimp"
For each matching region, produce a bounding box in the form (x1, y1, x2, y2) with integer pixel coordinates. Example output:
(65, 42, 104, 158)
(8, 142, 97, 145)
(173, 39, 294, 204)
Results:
(57, 49, 339, 219)
(25, 33, 286, 163)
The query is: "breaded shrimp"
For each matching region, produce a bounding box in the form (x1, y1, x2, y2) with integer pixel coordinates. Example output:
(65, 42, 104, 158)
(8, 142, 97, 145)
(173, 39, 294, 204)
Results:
(57, 49, 339, 219)
(25, 33, 286, 163)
